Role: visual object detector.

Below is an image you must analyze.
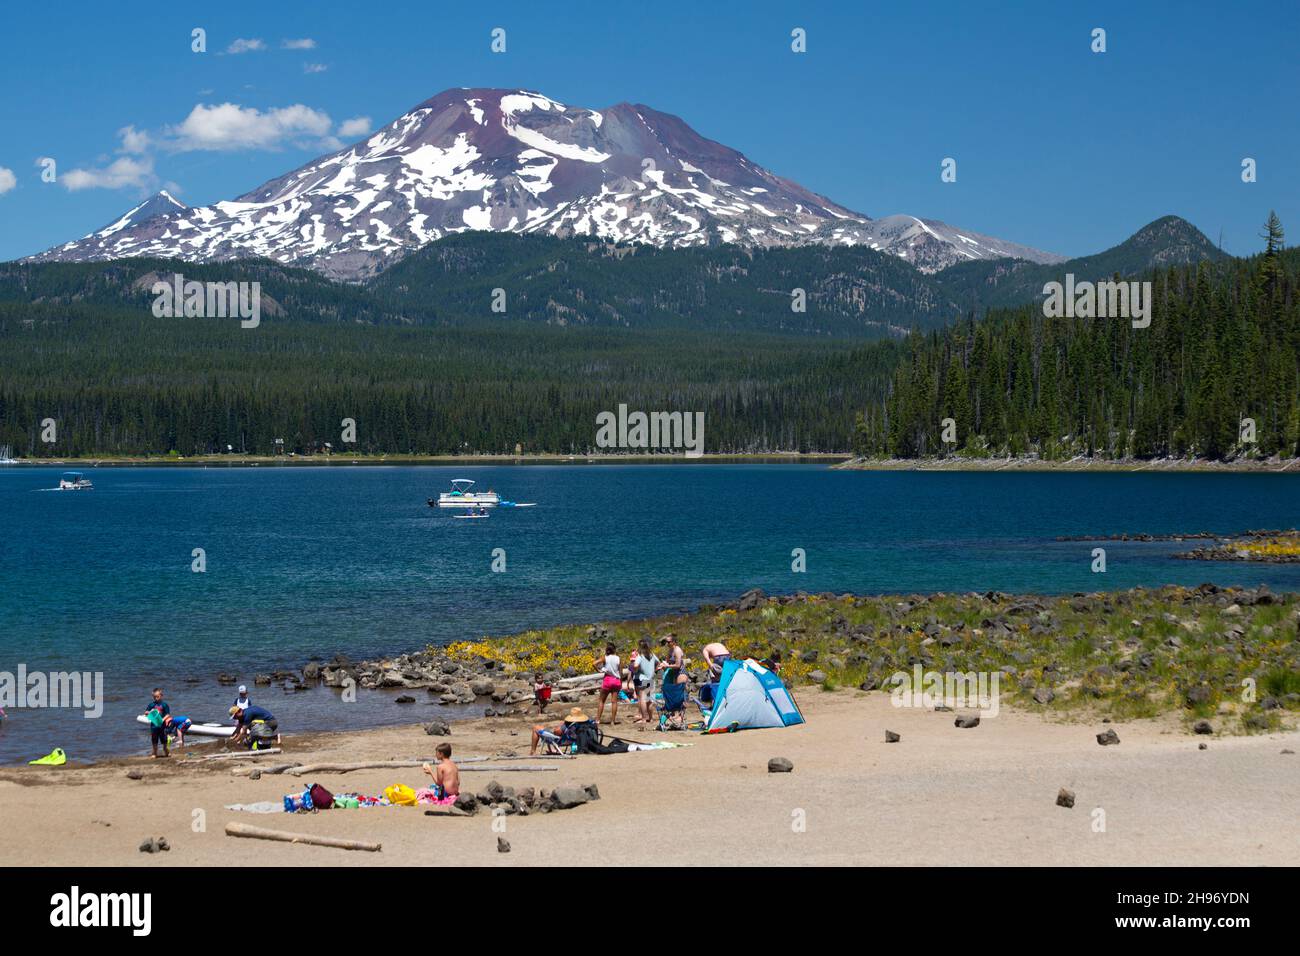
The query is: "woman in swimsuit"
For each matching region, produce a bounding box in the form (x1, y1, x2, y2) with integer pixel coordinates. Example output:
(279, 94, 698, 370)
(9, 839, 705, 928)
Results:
(595, 643, 622, 724)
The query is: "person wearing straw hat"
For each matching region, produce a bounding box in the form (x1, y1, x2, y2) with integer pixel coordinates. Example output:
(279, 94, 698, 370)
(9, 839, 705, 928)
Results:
(529, 707, 589, 755)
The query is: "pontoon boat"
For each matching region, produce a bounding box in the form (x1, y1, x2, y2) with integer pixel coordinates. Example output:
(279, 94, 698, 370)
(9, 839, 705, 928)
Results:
(433, 478, 499, 508)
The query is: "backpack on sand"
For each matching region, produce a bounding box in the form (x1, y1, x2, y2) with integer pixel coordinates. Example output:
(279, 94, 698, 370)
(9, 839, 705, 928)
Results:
(308, 782, 334, 810)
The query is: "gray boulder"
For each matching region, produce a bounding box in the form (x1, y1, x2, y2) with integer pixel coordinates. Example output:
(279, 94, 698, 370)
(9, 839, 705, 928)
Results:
(549, 786, 591, 809)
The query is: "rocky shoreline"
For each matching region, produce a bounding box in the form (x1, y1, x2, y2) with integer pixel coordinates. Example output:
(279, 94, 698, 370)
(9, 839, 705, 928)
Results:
(1056, 529, 1300, 564)
(836, 456, 1300, 473)
(277, 584, 1300, 735)
(1175, 549, 1300, 564)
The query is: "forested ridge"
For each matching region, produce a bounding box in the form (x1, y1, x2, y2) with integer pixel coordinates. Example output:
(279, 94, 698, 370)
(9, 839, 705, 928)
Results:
(855, 216, 1299, 460)
(0, 216, 1290, 459)
(0, 309, 898, 456)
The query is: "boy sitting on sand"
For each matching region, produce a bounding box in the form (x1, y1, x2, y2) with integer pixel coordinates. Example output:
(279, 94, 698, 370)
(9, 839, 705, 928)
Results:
(421, 743, 459, 801)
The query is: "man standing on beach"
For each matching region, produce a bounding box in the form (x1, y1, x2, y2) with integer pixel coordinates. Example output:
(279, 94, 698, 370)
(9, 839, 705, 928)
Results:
(702, 641, 731, 683)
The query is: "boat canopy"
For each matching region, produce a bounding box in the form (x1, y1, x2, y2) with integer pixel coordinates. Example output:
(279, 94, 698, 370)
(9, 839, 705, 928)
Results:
(449, 479, 476, 492)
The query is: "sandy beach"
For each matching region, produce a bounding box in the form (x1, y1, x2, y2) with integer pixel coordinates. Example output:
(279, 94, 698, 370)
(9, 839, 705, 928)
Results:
(3, 690, 1296, 867)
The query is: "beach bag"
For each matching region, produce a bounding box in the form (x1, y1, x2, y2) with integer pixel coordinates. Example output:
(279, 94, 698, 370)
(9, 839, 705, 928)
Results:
(570, 720, 603, 754)
(589, 736, 630, 755)
(308, 782, 334, 810)
(384, 783, 417, 806)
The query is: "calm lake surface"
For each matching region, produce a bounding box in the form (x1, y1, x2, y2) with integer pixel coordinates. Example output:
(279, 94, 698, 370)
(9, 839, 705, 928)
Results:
(2, 464, 1298, 763)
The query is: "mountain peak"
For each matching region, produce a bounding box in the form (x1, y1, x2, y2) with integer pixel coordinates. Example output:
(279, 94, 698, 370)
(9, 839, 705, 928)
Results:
(1120, 215, 1225, 265)
(27, 87, 1061, 280)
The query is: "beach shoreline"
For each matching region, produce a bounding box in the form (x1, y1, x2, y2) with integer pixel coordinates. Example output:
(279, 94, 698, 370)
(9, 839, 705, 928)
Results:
(0, 452, 850, 468)
(6, 453, 1300, 472)
(2, 691, 1296, 866)
(5, 582, 1296, 767)
(3, 582, 1297, 865)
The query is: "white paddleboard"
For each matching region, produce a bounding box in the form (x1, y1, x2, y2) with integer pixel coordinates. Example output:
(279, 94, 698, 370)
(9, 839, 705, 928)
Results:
(452, 513, 490, 519)
(136, 715, 235, 738)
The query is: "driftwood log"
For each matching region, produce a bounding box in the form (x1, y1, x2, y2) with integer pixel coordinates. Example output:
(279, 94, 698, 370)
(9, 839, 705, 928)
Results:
(225, 822, 381, 852)
(232, 755, 570, 777)
(556, 673, 602, 688)
(286, 760, 557, 776)
(194, 748, 281, 761)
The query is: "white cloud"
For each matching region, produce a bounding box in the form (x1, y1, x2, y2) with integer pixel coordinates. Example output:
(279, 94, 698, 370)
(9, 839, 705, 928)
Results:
(118, 125, 151, 154)
(281, 38, 316, 50)
(225, 38, 266, 54)
(337, 116, 372, 138)
(168, 102, 334, 152)
(61, 155, 155, 191)
(0, 166, 16, 195)
(303, 62, 328, 74)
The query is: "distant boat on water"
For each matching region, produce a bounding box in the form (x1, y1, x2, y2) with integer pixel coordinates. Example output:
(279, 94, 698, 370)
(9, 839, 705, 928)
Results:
(0, 446, 16, 465)
(54, 471, 93, 491)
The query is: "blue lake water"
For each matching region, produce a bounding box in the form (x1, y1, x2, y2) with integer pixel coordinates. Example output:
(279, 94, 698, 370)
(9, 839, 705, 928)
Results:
(2, 463, 1299, 763)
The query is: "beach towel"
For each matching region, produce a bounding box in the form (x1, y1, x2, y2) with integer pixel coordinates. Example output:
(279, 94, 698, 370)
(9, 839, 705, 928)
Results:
(224, 801, 284, 814)
(416, 787, 457, 806)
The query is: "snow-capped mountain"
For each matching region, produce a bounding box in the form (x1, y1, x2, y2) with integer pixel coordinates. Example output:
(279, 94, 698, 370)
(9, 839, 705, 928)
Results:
(28, 88, 1063, 280)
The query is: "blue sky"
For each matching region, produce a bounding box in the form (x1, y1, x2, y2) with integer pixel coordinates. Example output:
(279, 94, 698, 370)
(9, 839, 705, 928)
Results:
(1, 0, 1295, 263)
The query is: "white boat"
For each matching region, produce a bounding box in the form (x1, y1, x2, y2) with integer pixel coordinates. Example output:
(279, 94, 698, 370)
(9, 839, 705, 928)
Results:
(433, 478, 499, 508)
(135, 715, 235, 738)
(56, 471, 93, 491)
(0, 445, 17, 465)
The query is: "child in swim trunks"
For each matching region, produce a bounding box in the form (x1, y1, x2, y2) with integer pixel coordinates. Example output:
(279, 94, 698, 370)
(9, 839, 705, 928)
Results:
(421, 743, 459, 804)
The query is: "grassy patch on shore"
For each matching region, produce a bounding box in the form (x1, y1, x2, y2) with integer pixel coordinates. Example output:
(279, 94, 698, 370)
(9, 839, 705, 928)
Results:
(441, 585, 1300, 734)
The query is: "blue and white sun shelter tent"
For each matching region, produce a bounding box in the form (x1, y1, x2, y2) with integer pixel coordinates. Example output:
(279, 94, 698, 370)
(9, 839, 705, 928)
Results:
(703, 658, 804, 733)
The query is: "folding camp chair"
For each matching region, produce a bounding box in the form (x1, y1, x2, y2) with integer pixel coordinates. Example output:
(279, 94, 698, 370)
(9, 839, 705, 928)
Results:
(538, 719, 606, 754)
(537, 727, 568, 755)
(657, 678, 688, 731)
